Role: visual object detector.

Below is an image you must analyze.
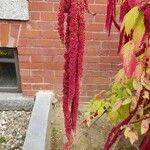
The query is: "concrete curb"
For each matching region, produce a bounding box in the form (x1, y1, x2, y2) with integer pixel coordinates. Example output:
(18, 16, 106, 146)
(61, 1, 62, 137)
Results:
(0, 99, 34, 111)
(23, 91, 54, 150)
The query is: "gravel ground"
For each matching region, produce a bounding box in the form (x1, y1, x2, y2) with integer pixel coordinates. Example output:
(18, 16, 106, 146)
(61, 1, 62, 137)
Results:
(0, 111, 31, 150)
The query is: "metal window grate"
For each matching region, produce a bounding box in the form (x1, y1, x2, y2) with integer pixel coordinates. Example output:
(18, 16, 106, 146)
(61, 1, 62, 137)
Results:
(0, 48, 21, 92)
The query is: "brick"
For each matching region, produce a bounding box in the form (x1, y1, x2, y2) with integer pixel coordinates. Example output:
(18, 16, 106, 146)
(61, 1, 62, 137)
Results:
(85, 63, 111, 71)
(92, 33, 119, 41)
(30, 63, 44, 69)
(89, 4, 107, 15)
(102, 41, 119, 50)
(29, 21, 53, 30)
(21, 76, 43, 83)
(1, 23, 9, 47)
(43, 63, 63, 70)
(95, 15, 106, 23)
(85, 56, 121, 63)
(20, 69, 30, 76)
(10, 24, 20, 38)
(29, 2, 53, 11)
(41, 12, 57, 21)
(20, 31, 42, 39)
(19, 63, 30, 69)
(31, 70, 54, 77)
(18, 39, 28, 47)
(19, 55, 30, 62)
(0, 1, 121, 100)
(95, 0, 106, 4)
(31, 55, 53, 63)
(22, 90, 37, 96)
(85, 32, 93, 40)
(22, 84, 32, 90)
(83, 77, 109, 84)
(42, 31, 59, 39)
(30, 12, 40, 20)
(53, 3, 59, 12)
(27, 39, 54, 47)
(86, 23, 104, 32)
(43, 76, 55, 83)
(53, 55, 64, 63)
(55, 70, 63, 77)
(31, 84, 53, 90)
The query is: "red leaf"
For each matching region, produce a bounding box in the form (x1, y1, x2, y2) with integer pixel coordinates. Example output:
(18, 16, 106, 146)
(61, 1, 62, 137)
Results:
(128, 0, 139, 7)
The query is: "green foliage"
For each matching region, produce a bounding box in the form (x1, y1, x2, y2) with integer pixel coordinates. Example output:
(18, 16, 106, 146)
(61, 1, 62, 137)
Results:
(121, 7, 140, 35)
(87, 76, 136, 125)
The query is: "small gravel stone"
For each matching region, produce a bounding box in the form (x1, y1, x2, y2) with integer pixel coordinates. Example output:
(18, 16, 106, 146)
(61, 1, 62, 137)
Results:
(0, 111, 31, 150)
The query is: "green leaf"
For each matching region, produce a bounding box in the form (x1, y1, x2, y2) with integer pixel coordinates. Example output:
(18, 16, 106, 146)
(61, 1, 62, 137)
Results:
(122, 98, 132, 105)
(124, 127, 131, 139)
(133, 12, 145, 47)
(114, 69, 125, 84)
(89, 100, 102, 112)
(107, 111, 119, 124)
(126, 88, 132, 96)
(121, 7, 140, 35)
(126, 78, 134, 90)
(98, 107, 105, 116)
(134, 64, 143, 80)
(146, 67, 150, 74)
(118, 105, 129, 119)
(133, 79, 143, 91)
(104, 101, 111, 109)
(112, 100, 122, 112)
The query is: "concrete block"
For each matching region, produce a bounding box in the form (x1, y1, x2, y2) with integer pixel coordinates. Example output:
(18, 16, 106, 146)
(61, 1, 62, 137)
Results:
(0, 0, 29, 20)
(23, 91, 54, 150)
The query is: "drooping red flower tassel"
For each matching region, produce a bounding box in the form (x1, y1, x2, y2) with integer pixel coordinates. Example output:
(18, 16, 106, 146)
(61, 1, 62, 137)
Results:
(71, 0, 85, 132)
(106, 0, 116, 35)
(58, 0, 66, 43)
(58, 0, 87, 149)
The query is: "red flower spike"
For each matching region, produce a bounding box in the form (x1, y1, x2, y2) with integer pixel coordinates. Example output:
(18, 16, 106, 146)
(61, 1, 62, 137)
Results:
(58, 0, 88, 149)
(106, 0, 116, 35)
(58, 0, 66, 43)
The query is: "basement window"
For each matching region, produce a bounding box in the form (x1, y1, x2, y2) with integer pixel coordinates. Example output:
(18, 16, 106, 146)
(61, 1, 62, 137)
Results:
(0, 48, 21, 92)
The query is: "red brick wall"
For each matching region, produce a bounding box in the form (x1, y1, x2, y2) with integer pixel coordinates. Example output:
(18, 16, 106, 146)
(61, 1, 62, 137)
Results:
(0, 0, 121, 101)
